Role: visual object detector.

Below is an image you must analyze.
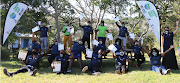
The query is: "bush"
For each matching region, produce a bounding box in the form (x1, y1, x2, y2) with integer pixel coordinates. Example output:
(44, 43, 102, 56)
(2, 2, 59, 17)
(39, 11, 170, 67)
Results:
(1, 46, 11, 60)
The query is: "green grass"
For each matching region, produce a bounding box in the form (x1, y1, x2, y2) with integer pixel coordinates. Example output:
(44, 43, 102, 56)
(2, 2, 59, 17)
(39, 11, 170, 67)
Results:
(1, 55, 180, 83)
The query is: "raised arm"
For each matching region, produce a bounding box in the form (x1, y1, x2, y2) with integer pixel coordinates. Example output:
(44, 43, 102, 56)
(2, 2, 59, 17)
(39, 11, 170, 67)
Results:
(173, 20, 179, 35)
(142, 44, 150, 57)
(32, 32, 35, 42)
(67, 48, 74, 59)
(79, 19, 82, 27)
(161, 45, 174, 57)
(112, 52, 117, 59)
(129, 37, 134, 47)
(116, 22, 121, 27)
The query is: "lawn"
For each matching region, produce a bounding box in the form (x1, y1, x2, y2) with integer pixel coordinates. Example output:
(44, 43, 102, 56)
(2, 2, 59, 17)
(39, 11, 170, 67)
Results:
(1, 54, 180, 83)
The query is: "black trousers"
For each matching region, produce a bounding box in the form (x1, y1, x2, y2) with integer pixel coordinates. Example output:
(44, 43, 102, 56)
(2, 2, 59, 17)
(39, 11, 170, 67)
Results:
(134, 53, 145, 66)
(13, 65, 34, 74)
(116, 64, 126, 72)
(88, 61, 100, 73)
(61, 61, 69, 72)
(82, 37, 90, 49)
(48, 54, 58, 65)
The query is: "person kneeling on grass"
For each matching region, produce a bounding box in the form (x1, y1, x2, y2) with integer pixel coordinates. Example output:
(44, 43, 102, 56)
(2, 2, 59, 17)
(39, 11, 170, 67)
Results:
(82, 50, 102, 75)
(3, 48, 40, 77)
(112, 49, 129, 74)
(142, 44, 173, 75)
(51, 48, 74, 74)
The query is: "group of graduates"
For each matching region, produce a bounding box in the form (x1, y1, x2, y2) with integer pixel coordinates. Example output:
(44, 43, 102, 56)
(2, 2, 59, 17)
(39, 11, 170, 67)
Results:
(3, 19, 179, 77)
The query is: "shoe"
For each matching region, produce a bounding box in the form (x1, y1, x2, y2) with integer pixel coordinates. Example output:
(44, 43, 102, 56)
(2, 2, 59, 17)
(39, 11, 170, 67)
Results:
(92, 72, 101, 76)
(3, 68, 12, 77)
(67, 70, 71, 73)
(31, 69, 38, 76)
(159, 67, 163, 75)
(56, 72, 61, 75)
(121, 69, 125, 74)
(166, 69, 171, 75)
(115, 70, 121, 74)
(82, 66, 88, 73)
(136, 65, 139, 68)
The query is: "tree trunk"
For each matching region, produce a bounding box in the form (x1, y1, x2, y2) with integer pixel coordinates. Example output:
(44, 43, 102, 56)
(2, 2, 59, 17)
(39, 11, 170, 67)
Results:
(55, 16, 60, 43)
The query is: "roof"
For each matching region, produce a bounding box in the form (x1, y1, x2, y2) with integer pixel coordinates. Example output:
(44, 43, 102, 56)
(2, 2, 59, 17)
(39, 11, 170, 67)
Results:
(14, 32, 38, 38)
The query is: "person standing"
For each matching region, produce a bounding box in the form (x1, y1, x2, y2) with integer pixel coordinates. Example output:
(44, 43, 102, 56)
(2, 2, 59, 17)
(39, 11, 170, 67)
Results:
(79, 19, 93, 49)
(116, 21, 129, 49)
(62, 20, 73, 49)
(96, 20, 110, 45)
(39, 22, 50, 54)
(161, 20, 179, 70)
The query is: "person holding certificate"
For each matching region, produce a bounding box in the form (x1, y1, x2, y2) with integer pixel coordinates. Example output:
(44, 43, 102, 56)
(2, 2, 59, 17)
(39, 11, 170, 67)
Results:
(39, 21, 50, 54)
(82, 50, 102, 75)
(62, 20, 73, 49)
(3, 48, 40, 77)
(47, 39, 59, 68)
(114, 38, 123, 67)
(112, 49, 129, 74)
(27, 32, 41, 60)
(51, 48, 74, 74)
(129, 39, 145, 69)
(116, 21, 129, 49)
(79, 19, 93, 49)
(67, 39, 86, 73)
(95, 20, 110, 45)
(92, 39, 106, 71)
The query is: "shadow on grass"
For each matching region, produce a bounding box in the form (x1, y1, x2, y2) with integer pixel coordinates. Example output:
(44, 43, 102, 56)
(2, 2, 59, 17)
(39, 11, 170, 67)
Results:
(2, 56, 180, 75)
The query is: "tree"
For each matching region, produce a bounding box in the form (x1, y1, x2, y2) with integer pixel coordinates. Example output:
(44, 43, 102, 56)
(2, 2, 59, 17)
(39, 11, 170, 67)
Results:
(39, 0, 67, 42)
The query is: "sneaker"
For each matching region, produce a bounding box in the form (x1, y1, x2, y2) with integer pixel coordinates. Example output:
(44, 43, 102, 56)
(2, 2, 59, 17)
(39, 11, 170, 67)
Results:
(115, 70, 121, 74)
(3, 68, 12, 77)
(31, 69, 38, 76)
(82, 66, 88, 73)
(121, 69, 125, 74)
(136, 65, 139, 68)
(67, 70, 71, 73)
(166, 69, 171, 75)
(159, 67, 163, 75)
(56, 72, 61, 75)
(92, 72, 101, 76)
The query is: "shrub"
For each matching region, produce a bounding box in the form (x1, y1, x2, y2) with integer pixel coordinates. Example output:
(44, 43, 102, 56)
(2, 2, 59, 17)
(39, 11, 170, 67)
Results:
(1, 46, 11, 60)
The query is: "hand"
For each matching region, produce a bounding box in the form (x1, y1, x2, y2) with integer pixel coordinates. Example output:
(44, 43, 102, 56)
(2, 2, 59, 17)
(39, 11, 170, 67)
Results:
(52, 66, 55, 69)
(109, 30, 112, 33)
(67, 48, 71, 53)
(19, 58, 23, 61)
(170, 45, 174, 49)
(176, 20, 179, 25)
(126, 66, 128, 70)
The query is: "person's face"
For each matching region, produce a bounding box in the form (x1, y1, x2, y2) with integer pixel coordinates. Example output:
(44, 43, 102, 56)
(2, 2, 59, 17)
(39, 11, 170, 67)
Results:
(152, 50, 156, 52)
(164, 27, 169, 31)
(60, 50, 65, 54)
(88, 21, 91, 25)
(32, 49, 37, 52)
(53, 39, 57, 43)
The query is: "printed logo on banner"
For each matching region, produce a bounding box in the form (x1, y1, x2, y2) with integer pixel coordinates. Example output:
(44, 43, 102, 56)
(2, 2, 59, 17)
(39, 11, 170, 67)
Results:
(145, 3, 158, 18)
(144, 4, 150, 10)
